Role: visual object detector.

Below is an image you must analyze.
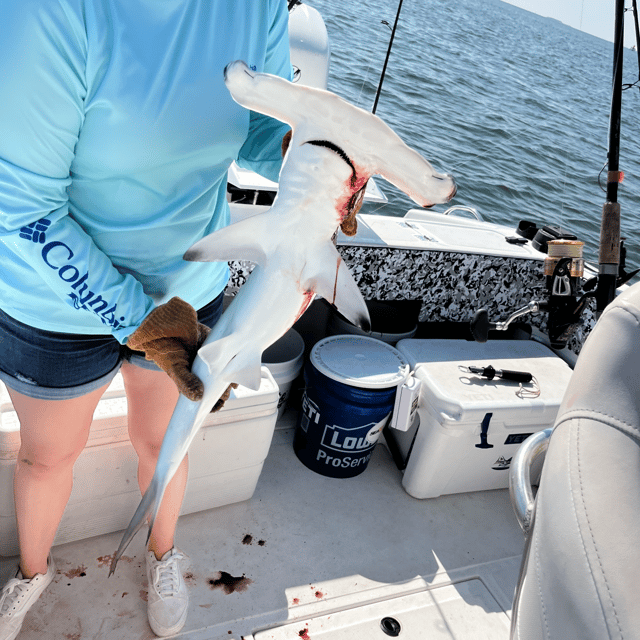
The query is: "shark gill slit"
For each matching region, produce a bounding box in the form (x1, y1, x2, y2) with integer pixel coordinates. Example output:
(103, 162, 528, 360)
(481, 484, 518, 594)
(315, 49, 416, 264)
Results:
(305, 140, 357, 187)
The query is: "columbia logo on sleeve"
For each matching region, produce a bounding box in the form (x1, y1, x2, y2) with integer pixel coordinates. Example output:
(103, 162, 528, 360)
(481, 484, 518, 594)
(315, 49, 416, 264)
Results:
(17, 217, 127, 331)
(19, 219, 51, 244)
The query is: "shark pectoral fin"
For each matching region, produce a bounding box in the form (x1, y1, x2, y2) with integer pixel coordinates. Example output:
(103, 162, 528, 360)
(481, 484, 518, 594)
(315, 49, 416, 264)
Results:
(305, 242, 371, 333)
(184, 216, 273, 265)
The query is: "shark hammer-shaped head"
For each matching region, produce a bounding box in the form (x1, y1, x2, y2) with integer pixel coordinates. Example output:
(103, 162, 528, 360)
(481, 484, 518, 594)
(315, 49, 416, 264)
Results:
(223, 60, 456, 208)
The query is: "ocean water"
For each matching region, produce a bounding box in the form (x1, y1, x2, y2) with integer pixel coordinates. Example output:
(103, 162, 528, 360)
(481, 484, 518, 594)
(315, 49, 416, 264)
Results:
(308, 0, 640, 271)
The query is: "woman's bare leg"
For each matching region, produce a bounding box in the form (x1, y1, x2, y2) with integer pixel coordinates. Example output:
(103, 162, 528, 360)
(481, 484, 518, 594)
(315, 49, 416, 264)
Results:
(121, 361, 187, 559)
(9, 384, 109, 578)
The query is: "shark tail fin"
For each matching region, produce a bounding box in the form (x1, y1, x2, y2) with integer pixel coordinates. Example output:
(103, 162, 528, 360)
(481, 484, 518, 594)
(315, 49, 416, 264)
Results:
(184, 216, 274, 265)
(109, 477, 165, 576)
(305, 241, 371, 333)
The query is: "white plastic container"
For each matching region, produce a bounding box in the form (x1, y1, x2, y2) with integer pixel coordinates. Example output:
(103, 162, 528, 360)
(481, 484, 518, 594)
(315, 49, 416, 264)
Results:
(0, 368, 279, 557)
(261, 329, 305, 419)
(393, 339, 573, 499)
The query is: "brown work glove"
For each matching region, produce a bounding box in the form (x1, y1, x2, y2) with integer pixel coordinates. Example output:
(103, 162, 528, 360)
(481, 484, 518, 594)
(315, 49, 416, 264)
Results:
(127, 297, 210, 401)
(211, 382, 239, 413)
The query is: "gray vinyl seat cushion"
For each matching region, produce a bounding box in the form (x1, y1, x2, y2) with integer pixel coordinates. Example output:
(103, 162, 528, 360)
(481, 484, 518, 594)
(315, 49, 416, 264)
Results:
(513, 282, 640, 639)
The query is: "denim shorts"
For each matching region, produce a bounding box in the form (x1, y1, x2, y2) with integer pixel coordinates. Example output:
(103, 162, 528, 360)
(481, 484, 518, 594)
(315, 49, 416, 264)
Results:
(0, 292, 225, 400)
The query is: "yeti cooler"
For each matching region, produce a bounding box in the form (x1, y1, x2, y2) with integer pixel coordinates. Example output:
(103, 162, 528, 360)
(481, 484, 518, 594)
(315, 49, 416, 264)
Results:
(393, 339, 573, 498)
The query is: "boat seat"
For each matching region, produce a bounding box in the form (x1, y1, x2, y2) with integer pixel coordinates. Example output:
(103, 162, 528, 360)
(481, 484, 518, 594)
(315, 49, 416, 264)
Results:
(512, 281, 640, 640)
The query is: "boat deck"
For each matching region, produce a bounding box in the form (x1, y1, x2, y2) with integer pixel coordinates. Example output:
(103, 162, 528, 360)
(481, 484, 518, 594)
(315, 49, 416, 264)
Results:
(1, 408, 524, 640)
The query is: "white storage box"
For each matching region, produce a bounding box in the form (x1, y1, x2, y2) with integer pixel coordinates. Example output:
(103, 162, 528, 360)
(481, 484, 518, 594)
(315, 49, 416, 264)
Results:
(0, 367, 279, 557)
(392, 339, 573, 499)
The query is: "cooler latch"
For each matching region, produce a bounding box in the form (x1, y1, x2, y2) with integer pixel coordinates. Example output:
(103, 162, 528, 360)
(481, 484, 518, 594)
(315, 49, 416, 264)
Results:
(476, 412, 494, 449)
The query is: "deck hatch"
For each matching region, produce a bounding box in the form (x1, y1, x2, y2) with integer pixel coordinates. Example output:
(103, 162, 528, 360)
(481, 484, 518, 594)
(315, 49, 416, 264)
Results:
(252, 579, 509, 639)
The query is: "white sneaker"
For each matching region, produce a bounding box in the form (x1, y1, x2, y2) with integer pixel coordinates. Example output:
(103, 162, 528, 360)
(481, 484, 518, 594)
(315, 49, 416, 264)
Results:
(145, 548, 188, 637)
(0, 555, 56, 640)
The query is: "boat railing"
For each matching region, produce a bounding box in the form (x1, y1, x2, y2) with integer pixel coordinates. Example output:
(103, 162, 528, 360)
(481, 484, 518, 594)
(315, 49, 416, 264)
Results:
(441, 205, 483, 221)
(508, 427, 553, 535)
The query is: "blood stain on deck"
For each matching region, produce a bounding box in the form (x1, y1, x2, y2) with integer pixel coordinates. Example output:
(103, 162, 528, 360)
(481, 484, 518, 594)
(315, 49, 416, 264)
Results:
(208, 571, 253, 594)
(97, 554, 133, 567)
(64, 565, 87, 579)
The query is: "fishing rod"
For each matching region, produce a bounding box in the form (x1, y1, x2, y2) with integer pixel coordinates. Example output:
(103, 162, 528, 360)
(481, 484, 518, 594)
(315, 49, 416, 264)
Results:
(633, 0, 640, 79)
(471, 0, 638, 345)
(372, 0, 404, 114)
(595, 0, 625, 312)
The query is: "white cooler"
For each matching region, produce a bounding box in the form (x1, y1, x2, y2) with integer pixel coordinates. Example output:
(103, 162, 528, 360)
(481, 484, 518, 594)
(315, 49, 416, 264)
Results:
(392, 339, 573, 499)
(0, 367, 279, 557)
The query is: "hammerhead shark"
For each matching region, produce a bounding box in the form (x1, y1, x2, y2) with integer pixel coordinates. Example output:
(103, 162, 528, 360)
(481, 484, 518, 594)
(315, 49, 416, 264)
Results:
(109, 60, 456, 574)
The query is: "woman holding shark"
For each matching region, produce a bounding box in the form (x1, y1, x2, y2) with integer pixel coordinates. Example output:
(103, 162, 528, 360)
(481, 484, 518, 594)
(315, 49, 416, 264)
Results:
(0, 1, 293, 637)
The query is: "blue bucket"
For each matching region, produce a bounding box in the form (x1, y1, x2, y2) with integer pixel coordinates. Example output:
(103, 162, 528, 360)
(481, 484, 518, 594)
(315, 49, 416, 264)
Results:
(294, 335, 409, 478)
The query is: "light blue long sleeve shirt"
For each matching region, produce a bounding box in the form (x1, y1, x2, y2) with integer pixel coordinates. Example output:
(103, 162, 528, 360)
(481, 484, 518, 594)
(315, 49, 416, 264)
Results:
(0, 0, 292, 343)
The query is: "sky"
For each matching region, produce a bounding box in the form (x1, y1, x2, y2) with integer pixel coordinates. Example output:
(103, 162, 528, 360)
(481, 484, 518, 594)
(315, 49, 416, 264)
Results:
(502, 0, 638, 44)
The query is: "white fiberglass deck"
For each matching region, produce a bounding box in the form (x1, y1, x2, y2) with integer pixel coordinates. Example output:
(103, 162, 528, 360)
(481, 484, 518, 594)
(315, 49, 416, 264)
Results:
(0, 406, 524, 640)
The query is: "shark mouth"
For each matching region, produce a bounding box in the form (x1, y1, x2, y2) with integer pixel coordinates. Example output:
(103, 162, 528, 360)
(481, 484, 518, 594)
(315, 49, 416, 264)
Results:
(305, 139, 358, 187)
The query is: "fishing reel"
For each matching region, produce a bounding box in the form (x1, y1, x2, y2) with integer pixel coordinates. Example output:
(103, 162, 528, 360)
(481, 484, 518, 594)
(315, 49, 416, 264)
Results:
(543, 241, 590, 347)
(471, 238, 597, 349)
